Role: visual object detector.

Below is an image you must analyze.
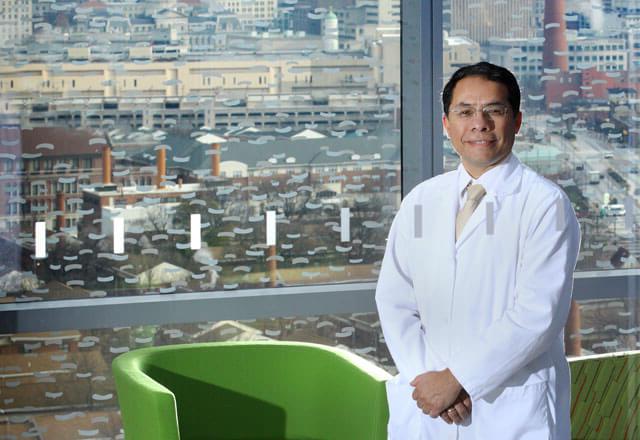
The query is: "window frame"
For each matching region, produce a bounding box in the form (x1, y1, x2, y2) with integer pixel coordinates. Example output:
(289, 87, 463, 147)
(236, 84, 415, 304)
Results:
(2, 0, 433, 333)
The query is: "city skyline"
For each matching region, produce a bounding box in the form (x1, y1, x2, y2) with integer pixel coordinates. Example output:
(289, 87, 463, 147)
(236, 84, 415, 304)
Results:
(1, 1, 640, 439)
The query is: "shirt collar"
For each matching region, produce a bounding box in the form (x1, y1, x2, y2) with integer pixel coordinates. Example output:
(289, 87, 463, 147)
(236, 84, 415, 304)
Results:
(457, 153, 517, 202)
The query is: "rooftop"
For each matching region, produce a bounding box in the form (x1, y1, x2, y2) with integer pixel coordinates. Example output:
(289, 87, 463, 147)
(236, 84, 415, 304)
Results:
(0, 127, 105, 157)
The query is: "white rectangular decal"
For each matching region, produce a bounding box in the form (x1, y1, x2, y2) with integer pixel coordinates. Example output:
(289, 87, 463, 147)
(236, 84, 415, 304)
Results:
(35, 222, 46, 259)
(341, 207, 350, 242)
(190, 214, 201, 250)
(113, 217, 124, 254)
(266, 210, 276, 246)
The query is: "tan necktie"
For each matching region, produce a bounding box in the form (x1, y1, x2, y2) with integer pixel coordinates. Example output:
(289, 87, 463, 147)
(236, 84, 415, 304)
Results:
(456, 184, 486, 241)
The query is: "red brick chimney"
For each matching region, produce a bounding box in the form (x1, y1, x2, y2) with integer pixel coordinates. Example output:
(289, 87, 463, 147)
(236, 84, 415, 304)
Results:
(543, 0, 569, 73)
(101, 145, 112, 185)
(211, 143, 220, 177)
(56, 192, 65, 231)
(156, 147, 166, 188)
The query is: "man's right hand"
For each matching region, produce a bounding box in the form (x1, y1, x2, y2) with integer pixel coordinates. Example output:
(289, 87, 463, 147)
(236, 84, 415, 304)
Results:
(439, 390, 471, 425)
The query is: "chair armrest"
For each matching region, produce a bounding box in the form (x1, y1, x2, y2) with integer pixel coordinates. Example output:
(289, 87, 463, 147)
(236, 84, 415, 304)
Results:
(113, 351, 181, 440)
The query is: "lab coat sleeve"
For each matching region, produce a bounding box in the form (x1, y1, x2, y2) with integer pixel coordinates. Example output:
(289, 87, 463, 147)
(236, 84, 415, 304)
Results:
(448, 193, 581, 401)
(375, 210, 428, 381)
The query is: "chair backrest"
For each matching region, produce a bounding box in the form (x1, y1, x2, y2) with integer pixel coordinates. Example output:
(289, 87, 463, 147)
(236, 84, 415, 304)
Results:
(113, 341, 391, 440)
(569, 350, 640, 439)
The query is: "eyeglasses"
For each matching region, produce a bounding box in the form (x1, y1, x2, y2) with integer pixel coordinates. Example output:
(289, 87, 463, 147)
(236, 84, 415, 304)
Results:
(449, 104, 510, 120)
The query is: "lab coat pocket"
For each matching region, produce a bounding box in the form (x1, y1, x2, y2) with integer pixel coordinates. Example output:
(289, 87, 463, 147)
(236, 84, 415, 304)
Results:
(385, 376, 421, 440)
(474, 381, 552, 440)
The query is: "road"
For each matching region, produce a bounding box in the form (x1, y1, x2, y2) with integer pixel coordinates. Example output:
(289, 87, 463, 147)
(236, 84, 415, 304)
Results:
(542, 131, 639, 248)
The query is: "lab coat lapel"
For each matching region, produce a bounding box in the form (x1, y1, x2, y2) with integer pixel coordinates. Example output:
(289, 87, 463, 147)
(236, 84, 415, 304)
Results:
(454, 157, 524, 249)
(434, 175, 458, 259)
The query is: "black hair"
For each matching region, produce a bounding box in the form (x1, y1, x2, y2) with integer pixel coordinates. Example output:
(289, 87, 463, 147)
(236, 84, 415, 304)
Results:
(442, 61, 521, 116)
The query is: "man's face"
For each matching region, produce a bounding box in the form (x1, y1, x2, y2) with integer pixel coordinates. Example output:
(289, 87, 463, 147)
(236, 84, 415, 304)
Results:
(442, 76, 522, 178)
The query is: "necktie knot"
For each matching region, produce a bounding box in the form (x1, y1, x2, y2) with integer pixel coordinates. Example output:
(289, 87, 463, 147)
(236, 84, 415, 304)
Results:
(466, 184, 486, 203)
(456, 184, 486, 241)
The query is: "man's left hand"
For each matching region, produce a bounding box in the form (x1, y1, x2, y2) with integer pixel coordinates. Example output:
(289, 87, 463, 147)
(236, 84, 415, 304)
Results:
(410, 369, 462, 418)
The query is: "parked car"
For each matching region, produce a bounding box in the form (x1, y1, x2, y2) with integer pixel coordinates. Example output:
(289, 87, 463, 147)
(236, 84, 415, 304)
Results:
(604, 204, 626, 217)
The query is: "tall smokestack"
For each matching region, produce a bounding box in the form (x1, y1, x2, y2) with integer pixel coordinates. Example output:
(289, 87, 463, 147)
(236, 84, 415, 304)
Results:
(56, 192, 65, 231)
(211, 143, 220, 177)
(543, 0, 569, 73)
(156, 148, 166, 188)
(267, 245, 277, 288)
(565, 299, 582, 356)
(102, 145, 112, 185)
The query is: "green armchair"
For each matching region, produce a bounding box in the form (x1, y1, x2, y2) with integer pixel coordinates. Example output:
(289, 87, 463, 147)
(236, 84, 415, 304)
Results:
(112, 341, 391, 440)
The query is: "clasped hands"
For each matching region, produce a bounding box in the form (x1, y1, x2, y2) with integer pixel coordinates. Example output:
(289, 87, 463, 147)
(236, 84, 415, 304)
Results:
(410, 368, 472, 425)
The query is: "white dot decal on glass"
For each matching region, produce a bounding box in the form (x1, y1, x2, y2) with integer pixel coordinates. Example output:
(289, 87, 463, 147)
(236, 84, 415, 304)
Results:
(340, 207, 350, 242)
(113, 217, 124, 254)
(35, 221, 46, 259)
(266, 210, 276, 246)
(190, 214, 201, 250)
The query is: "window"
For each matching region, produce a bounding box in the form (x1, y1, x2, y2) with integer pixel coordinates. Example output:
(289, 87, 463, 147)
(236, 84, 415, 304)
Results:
(0, 1, 402, 436)
(447, 0, 639, 366)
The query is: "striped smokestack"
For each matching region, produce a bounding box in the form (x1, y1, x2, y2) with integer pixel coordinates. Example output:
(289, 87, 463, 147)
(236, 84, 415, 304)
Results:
(211, 143, 220, 177)
(102, 145, 112, 184)
(565, 299, 582, 356)
(543, 0, 569, 73)
(267, 245, 277, 288)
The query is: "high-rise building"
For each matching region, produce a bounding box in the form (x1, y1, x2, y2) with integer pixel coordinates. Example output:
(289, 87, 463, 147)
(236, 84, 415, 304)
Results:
(377, 0, 400, 25)
(488, 35, 626, 78)
(0, 0, 32, 46)
(354, 0, 399, 25)
(610, 0, 640, 12)
(220, 0, 278, 29)
(451, 0, 537, 45)
(444, 32, 481, 77)
(626, 27, 640, 69)
(443, 0, 452, 32)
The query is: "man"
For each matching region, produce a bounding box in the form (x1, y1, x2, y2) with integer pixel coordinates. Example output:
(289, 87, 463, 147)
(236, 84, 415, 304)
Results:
(375, 62, 581, 439)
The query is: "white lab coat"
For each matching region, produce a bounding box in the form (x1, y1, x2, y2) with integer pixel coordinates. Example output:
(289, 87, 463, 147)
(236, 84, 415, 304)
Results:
(376, 154, 580, 440)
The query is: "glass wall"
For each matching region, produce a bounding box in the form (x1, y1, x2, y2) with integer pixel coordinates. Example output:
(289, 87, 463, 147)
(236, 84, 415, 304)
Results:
(0, 0, 401, 302)
(0, 1, 401, 438)
(3, 0, 638, 438)
(444, 0, 639, 356)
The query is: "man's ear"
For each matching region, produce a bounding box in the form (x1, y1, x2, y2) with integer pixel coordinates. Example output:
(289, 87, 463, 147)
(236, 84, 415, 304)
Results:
(442, 114, 450, 138)
(514, 111, 523, 133)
